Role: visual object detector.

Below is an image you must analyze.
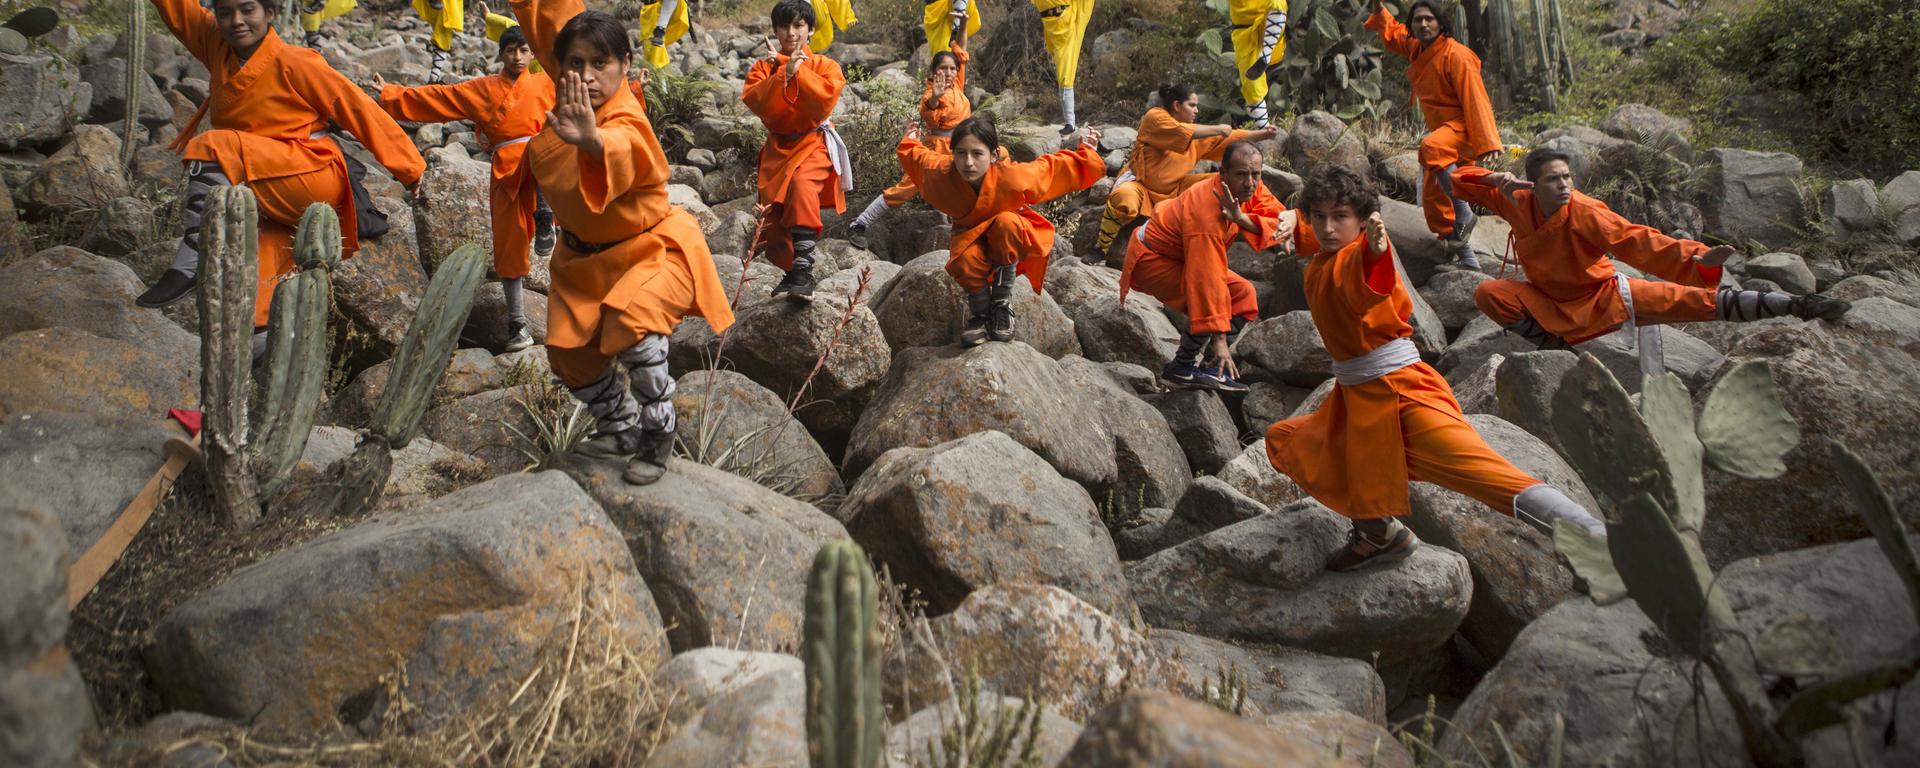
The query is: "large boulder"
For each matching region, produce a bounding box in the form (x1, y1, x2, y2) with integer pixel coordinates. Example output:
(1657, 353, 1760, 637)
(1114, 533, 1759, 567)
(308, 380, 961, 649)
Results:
(1492, 350, 1580, 452)
(1577, 324, 1726, 393)
(1837, 296, 1920, 356)
(1284, 111, 1368, 177)
(1440, 315, 1542, 377)
(841, 431, 1136, 621)
(652, 647, 802, 727)
(1057, 356, 1192, 510)
(418, 387, 539, 477)
(1126, 501, 1473, 665)
(552, 453, 848, 652)
(885, 694, 1085, 768)
(672, 369, 842, 502)
(861, 207, 951, 265)
(282, 426, 485, 513)
(412, 145, 492, 273)
(1240, 311, 1332, 386)
(1419, 269, 1493, 335)
(0, 507, 95, 768)
(324, 347, 519, 429)
(1215, 440, 1308, 510)
(846, 343, 1119, 498)
(1150, 628, 1386, 723)
(145, 472, 667, 736)
(1144, 389, 1242, 475)
(1442, 536, 1920, 767)
(75, 196, 156, 257)
(1744, 252, 1816, 295)
(1699, 148, 1806, 249)
(1448, 351, 1503, 415)
(333, 196, 426, 365)
(0, 51, 88, 148)
(891, 584, 1173, 722)
(868, 251, 1080, 359)
(0, 412, 189, 556)
(79, 49, 174, 127)
(1263, 711, 1413, 768)
(1882, 170, 1920, 246)
(1045, 260, 1181, 370)
(647, 665, 808, 767)
(0, 327, 198, 420)
(0, 246, 198, 365)
(1379, 198, 1451, 284)
(1597, 103, 1693, 156)
(1059, 691, 1363, 767)
(18, 125, 127, 218)
(1823, 178, 1880, 241)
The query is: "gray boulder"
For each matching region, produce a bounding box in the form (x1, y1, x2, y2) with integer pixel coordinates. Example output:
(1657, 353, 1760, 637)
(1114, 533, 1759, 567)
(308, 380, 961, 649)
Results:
(324, 347, 512, 429)
(0, 51, 88, 149)
(76, 196, 156, 257)
(1823, 178, 1880, 240)
(1576, 324, 1725, 392)
(1439, 315, 1538, 377)
(1699, 148, 1806, 249)
(0, 246, 198, 366)
(1149, 628, 1385, 722)
(1059, 691, 1365, 767)
(648, 665, 808, 767)
(868, 251, 1079, 359)
(1448, 351, 1503, 415)
(1829, 274, 1920, 309)
(0, 327, 198, 420)
(1284, 111, 1368, 177)
(0, 412, 191, 555)
(861, 207, 951, 265)
(1045, 260, 1181, 370)
(1419, 269, 1492, 335)
(1144, 389, 1242, 475)
(335, 197, 426, 364)
(653, 648, 802, 727)
(19, 125, 127, 218)
(673, 370, 842, 502)
(1881, 170, 1920, 246)
(419, 387, 538, 477)
(1057, 356, 1192, 510)
(1597, 103, 1693, 156)
(80, 51, 174, 127)
(412, 145, 492, 274)
(1744, 252, 1816, 295)
(885, 694, 1084, 768)
(1216, 440, 1309, 510)
(0, 508, 94, 768)
(1240, 310, 1331, 386)
(1492, 350, 1580, 452)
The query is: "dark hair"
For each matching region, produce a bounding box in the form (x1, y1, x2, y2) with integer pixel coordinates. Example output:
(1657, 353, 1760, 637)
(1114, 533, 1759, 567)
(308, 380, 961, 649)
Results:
(553, 10, 632, 65)
(929, 51, 958, 75)
(1301, 165, 1380, 218)
(1221, 140, 1263, 170)
(1524, 147, 1576, 182)
(771, 0, 816, 29)
(1404, 1, 1454, 38)
(215, 0, 277, 16)
(498, 25, 529, 56)
(1155, 83, 1195, 110)
(949, 115, 1000, 155)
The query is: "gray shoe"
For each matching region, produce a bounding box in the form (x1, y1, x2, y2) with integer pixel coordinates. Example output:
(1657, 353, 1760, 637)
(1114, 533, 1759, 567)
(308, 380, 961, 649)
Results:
(623, 430, 673, 485)
(504, 318, 534, 352)
(575, 427, 642, 460)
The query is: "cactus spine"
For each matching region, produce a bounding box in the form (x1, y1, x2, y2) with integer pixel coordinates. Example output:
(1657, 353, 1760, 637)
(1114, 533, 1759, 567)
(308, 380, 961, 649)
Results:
(804, 540, 883, 768)
(123, 2, 145, 168)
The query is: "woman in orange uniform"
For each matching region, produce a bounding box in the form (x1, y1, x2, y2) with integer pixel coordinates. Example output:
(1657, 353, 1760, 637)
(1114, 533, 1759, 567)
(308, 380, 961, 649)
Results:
(510, 0, 735, 485)
(1264, 165, 1602, 572)
(1090, 83, 1275, 262)
(743, 0, 849, 303)
(375, 26, 551, 352)
(1121, 140, 1306, 392)
(139, 0, 424, 354)
(846, 9, 980, 250)
(897, 116, 1105, 345)
(1366, 0, 1498, 268)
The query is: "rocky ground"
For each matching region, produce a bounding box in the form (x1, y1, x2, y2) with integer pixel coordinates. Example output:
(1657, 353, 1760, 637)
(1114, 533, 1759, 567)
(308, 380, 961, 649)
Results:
(2, 1, 1919, 766)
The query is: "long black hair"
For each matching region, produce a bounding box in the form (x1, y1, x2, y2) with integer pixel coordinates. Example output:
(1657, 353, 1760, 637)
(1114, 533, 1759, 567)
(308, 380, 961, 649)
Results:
(553, 10, 631, 65)
(1155, 83, 1195, 111)
(949, 115, 999, 155)
(1403, 0, 1454, 38)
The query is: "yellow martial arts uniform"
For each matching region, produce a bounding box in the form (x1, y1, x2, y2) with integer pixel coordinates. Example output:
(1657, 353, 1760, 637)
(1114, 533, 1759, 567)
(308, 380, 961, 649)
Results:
(298, 0, 356, 34)
(1033, 0, 1093, 89)
(924, 0, 981, 55)
(809, 0, 857, 52)
(1229, 0, 1287, 126)
(411, 0, 465, 52)
(639, 0, 691, 69)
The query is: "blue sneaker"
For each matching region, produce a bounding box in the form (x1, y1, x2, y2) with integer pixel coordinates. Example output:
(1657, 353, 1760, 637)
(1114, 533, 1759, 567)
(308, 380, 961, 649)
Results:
(1161, 361, 1207, 388)
(1196, 366, 1250, 393)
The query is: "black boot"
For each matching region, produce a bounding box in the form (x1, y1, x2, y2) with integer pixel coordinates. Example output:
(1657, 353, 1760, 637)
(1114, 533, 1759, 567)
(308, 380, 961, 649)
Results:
(137, 269, 198, 308)
(987, 266, 1016, 342)
(772, 266, 816, 302)
(960, 289, 990, 347)
(623, 430, 674, 485)
(533, 205, 556, 259)
(576, 427, 643, 459)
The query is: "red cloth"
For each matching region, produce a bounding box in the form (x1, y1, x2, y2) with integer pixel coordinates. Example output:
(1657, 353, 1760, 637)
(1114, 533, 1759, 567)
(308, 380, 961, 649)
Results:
(167, 408, 203, 436)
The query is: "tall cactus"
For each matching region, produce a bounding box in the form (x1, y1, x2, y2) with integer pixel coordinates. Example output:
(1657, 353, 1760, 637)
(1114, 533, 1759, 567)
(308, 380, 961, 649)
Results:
(122, 2, 145, 168)
(315, 243, 487, 519)
(804, 540, 883, 768)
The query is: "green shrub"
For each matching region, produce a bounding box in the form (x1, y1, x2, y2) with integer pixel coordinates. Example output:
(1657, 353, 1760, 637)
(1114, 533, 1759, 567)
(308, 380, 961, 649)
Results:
(835, 67, 920, 204)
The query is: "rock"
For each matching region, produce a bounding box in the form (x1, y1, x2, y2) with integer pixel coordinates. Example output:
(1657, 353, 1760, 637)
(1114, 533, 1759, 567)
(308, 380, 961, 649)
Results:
(1419, 269, 1492, 335)
(1291, 378, 1336, 417)
(1145, 389, 1242, 475)
(1240, 311, 1331, 386)
(1442, 537, 1920, 767)
(325, 347, 511, 429)
(1059, 691, 1361, 766)
(19, 125, 127, 217)
(647, 665, 807, 767)
(684, 148, 717, 169)
(551, 453, 848, 652)
(1829, 274, 1920, 309)
(653, 647, 802, 727)
(1379, 197, 1451, 284)
(1881, 170, 1920, 246)
(1058, 356, 1192, 510)
(1744, 252, 1816, 295)
(1839, 296, 1920, 355)
(418, 388, 538, 477)
(1575, 324, 1725, 392)
(0, 51, 88, 149)
(1284, 111, 1368, 177)
(1448, 352, 1502, 415)
(283, 427, 485, 512)
(1492, 350, 1579, 452)
(1376, 151, 1421, 202)
(1127, 501, 1473, 664)
(1241, 381, 1302, 428)
(1597, 103, 1692, 156)
(1149, 628, 1385, 722)
(846, 343, 1118, 498)
(145, 472, 666, 736)
(0, 507, 94, 768)
(1044, 260, 1180, 370)
(1174, 476, 1271, 533)
(868, 251, 1079, 359)
(0, 327, 197, 420)
(861, 207, 950, 265)
(1699, 322, 1920, 566)
(1215, 440, 1308, 510)
(0, 246, 198, 365)
(885, 694, 1084, 768)
(335, 197, 426, 365)
(413, 145, 492, 274)
(1699, 148, 1806, 249)
(80, 53, 173, 127)
(76, 196, 156, 257)
(0, 412, 187, 556)
(1743, 276, 1780, 293)
(1263, 711, 1413, 768)
(892, 584, 1172, 722)
(673, 370, 842, 502)
(1406, 415, 1590, 659)
(1824, 178, 1880, 240)
(1111, 506, 1187, 561)
(841, 431, 1136, 621)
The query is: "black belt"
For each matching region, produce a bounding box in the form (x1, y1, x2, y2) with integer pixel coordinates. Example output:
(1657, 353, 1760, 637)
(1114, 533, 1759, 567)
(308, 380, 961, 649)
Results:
(1038, 6, 1065, 19)
(560, 215, 666, 254)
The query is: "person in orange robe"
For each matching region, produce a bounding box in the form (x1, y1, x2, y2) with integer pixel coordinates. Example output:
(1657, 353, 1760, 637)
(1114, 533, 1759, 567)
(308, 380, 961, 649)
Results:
(845, 10, 985, 250)
(897, 116, 1105, 345)
(1090, 83, 1276, 262)
(510, 0, 735, 485)
(376, 25, 552, 352)
(139, 0, 425, 348)
(1367, 0, 1498, 268)
(1455, 147, 1851, 348)
(742, 0, 849, 303)
(1264, 165, 1603, 572)
(1121, 140, 1310, 392)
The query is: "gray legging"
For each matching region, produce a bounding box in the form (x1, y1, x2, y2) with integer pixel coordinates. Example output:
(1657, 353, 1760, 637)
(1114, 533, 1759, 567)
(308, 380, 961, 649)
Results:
(168, 161, 233, 279)
(568, 333, 677, 436)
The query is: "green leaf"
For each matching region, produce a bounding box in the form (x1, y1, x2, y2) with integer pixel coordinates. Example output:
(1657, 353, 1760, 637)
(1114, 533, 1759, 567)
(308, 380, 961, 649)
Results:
(1550, 353, 1677, 515)
(1698, 360, 1799, 478)
(1611, 491, 1726, 656)
(1312, 6, 1341, 42)
(1199, 27, 1225, 57)
(1776, 662, 1920, 738)
(1351, 77, 1381, 101)
(1554, 521, 1627, 605)
(1830, 440, 1920, 620)
(1639, 372, 1706, 532)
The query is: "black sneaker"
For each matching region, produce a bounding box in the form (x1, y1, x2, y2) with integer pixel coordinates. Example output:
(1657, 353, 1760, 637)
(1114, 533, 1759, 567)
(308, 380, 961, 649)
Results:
(1790, 293, 1851, 321)
(772, 267, 816, 303)
(304, 31, 324, 48)
(987, 299, 1015, 342)
(534, 223, 556, 259)
(1058, 122, 1077, 137)
(1326, 520, 1420, 572)
(623, 430, 673, 485)
(575, 427, 643, 459)
(650, 27, 667, 48)
(136, 269, 198, 308)
(960, 314, 989, 347)
(848, 224, 870, 251)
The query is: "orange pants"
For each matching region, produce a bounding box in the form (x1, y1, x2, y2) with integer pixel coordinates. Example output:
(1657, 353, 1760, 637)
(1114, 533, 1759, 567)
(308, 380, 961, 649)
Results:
(1475, 277, 1717, 345)
(945, 211, 1032, 293)
(489, 173, 536, 279)
(1399, 400, 1541, 514)
(1122, 236, 1260, 332)
(1104, 173, 1213, 223)
(1418, 122, 1475, 238)
(758, 147, 835, 272)
(248, 164, 351, 327)
(544, 247, 699, 389)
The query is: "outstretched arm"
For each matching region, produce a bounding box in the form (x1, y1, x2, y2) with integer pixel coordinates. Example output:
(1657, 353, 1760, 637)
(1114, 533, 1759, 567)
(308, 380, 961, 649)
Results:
(895, 124, 951, 189)
(1570, 198, 1721, 287)
(149, 0, 224, 65)
(297, 64, 426, 187)
(1364, 1, 1421, 61)
(375, 74, 489, 125)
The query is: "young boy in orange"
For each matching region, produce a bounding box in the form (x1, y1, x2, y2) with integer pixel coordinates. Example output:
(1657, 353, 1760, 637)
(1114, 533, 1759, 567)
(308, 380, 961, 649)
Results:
(1121, 140, 1306, 392)
(742, 0, 849, 303)
(510, 0, 734, 485)
(376, 25, 552, 352)
(1366, 0, 1496, 268)
(139, 0, 425, 357)
(1456, 147, 1851, 348)
(847, 9, 979, 250)
(897, 116, 1105, 345)
(1265, 165, 1603, 571)
(1091, 83, 1277, 261)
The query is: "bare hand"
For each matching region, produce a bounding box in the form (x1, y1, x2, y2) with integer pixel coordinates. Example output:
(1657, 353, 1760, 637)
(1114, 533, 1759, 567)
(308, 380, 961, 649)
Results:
(786, 46, 808, 77)
(1365, 212, 1389, 255)
(1250, 125, 1279, 141)
(545, 71, 600, 153)
(903, 119, 921, 142)
(1697, 244, 1738, 267)
(633, 67, 651, 90)
(1078, 126, 1102, 152)
(1489, 171, 1533, 205)
(1275, 209, 1298, 244)
(763, 39, 780, 64)
(1214, 183, 1256, 232)
(1476, 149, 1503, 166)
(1210, 334, 1240, 380)
(371, 72, 387, 90)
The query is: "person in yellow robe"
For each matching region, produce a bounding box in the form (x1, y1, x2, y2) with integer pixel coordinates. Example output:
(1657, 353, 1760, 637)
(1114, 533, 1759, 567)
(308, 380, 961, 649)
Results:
(808, 0, 856, 51)
(1229, 0, 1286, 128)
(639, 0, 691, 69)
(1032, 0, 1093, 134)
(924, 0, 979, 55)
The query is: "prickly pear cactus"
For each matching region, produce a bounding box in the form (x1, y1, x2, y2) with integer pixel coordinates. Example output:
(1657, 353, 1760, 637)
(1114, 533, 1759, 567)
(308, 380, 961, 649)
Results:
(804, 540, 883, 768)
(1697, 360, 1799, 479)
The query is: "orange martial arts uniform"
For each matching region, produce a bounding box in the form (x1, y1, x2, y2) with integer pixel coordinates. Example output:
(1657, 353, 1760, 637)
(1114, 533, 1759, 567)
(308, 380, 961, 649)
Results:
(154, 0, 424, 327)
(742, 49, 848, 271)
(878, 42, 982, 208)
(1367, 6, 1499, 238)
(511, 0, 734, 388)
(1265, 232, 1539, 519)
(1120, 177, 1306, 333)
(379, 71, 556, 279)
(1096, 107, 1260, 253)
(1453, 173, 1722, 345)
(897, 137, 1105, 293)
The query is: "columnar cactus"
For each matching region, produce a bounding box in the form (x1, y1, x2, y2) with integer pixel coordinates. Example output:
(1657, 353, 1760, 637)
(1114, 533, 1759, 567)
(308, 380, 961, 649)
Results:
(122, 2, 145, 168)
(804, 540, 883, 768)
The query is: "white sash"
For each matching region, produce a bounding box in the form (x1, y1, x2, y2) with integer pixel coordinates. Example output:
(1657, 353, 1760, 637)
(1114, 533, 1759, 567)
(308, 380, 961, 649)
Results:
(494, 135, 534, 148)
(821, 122, 854, 193)
(1331, 337, 1420, 386)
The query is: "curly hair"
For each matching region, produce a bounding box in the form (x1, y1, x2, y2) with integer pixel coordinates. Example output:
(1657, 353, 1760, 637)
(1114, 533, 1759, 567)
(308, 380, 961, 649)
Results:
(1302, 164, 1380, 218)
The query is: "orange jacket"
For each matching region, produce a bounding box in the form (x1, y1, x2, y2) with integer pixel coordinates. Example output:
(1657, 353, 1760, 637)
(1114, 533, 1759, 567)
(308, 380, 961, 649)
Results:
(920, 42, 973, 133)
(379, 72, 555, 196)
(1124, 107, 1258, 196)
(1367, 8, 1501, 161)
(1121, 178, 1313, 333)
(743, 51, 847, 212)
(898, 137, 1105, 292)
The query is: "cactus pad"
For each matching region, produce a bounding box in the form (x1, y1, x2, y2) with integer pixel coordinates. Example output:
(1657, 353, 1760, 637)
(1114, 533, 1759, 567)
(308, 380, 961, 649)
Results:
(1639, 371, 1706, 532)
(1698, 360, 1799, 479)
(1550, 352, 1675, 519)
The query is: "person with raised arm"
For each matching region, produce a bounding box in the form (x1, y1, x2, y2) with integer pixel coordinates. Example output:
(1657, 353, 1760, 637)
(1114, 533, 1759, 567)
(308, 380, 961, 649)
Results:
(1090, 83, 1276, 262)
(847, 10, 988, 250)
(742, 0, 850, 303)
